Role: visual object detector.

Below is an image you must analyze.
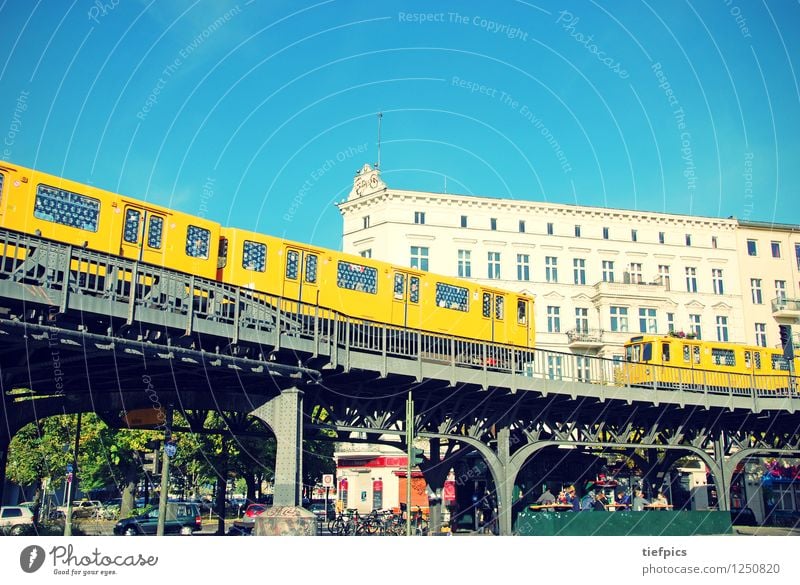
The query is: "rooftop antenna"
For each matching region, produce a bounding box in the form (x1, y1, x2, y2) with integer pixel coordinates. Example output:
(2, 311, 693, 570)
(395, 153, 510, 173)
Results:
(376, 111, 383, 169)
(444, 175, 447, 194)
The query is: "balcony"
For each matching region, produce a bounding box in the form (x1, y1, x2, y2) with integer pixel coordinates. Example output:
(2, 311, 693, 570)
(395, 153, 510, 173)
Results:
(771, 297, 800, 324)
(591, 279, 666, 303)
(566, 328, 605, 349)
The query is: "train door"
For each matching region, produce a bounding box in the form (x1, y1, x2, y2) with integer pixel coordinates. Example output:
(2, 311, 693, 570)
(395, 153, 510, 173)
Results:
(515, 297, 533, 347)
(119, 203, 167, 265)
(391, 271, 420, 328)
(281, 245, 320, 306)
(480, 290, 506, 343)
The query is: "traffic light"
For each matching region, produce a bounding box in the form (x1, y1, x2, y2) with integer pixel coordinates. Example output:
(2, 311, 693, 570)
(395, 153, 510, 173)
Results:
(410, 447, 424, 467)
(779, 325, 794, 361)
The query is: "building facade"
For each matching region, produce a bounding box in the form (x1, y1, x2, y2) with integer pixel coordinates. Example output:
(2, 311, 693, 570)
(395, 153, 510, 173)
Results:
(338, 164, 798, 358)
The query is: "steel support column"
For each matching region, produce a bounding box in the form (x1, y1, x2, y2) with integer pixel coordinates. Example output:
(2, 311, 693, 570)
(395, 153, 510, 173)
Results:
(251, 387, 304, 507)
(495, 427, 514, 536)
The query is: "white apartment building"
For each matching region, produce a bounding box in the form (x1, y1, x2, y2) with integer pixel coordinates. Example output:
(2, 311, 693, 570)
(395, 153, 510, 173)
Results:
(735, 221, 800, 349)
(338, 164, 797, 358)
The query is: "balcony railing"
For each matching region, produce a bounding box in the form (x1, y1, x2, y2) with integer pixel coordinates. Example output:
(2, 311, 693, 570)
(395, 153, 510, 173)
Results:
(566, 328, 605, 345)
(771, 297, 800, 313)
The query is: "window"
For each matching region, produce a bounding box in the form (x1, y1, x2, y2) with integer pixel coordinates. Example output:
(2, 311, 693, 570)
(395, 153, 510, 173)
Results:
(547, 306, 560, 333)
(575, 307, 589, 333)
(776, 280, 787, 301)
(457, 249, 472, 278)
(414, 211, 425, 224)
(755, 323, 767, 347)
(685, 233, 692, 246)
(517, 299, 528, 324)
(712, 269, 724, 295)
(712, 347, 735, 366)
(689, 314, 702, 339)
(545, 256, 558, 283)
(305, 255, 318, 283)
(518, 220, 525, 233)
(639, 308, 657, 333)
(495, 296, 505, 319)
(34, 184, 100, 232)
(285, 250, 299, 279)
(410, 276, 420, 303)
(771, 241, 781, 258)
(631, 229, 637, 242)
(610, 307, 628, 332)
(685, 267, 697, 293)
(573, 258, 586, 285)
(547, 355, 563, 380)
(658, 231, 665, 244)
(360, 249, 372, 258)
(242, 241, 267, 272)
(628, 263, 642, 284)
(186, 225, 210, 258)
(711, 236, 718, 249)
(435, 283, 469, 312)
(460, 215, 467, 228)
(410, 246, 429, 271)
(658, 265, 670, 290)
(337, 261, 378, 294)
(771, 354, 790, 371)
(217, 237, 228, 269)
(602, 226, 609, 240)
(667, 312, 675, 333)
(363, 216, 370, 229)
(487, 251, 501, 279)
(482, 293, 491, 318)
(715, 316, 729, 342)
(490, 218, 497, 231)
(747, 239, 757, 256)
(796, 244, 800, 270)
(574, 224, 581, 238)
(123, 209, 140, 243)
(546, 222, 554, 235)
(516, 254, 530, 281)
(147, 216, 164, 249)
(394, 273, 405, 299)
(576, 355, 590, 382)
(602, 260, 614, 282)
(750, 278, 762, 304)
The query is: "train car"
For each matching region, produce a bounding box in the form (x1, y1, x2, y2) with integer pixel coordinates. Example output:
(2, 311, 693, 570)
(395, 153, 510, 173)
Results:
(622, 334, 798, 392)
(0, 161, 220, 280)
(219, 227, 534, 347)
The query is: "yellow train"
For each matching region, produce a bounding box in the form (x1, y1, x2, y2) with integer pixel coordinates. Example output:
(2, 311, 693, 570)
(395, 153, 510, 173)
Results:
(0, 161, 533, 347)
(622, 335, 798, 392)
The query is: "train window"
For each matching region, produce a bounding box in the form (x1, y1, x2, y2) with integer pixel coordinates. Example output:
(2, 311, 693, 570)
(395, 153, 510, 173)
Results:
(693, 346, 700, 364)
(517, 300, 527, 325)
(409, 276, 420, 303)
(286, 250, 299, 279)
(336, 261, 377, 294)
(482, 293, 491, 318)
(305, 254, 318, 283)
(625, 345, 633, 362)
(661, 343, 670, 362)
(754, 351, 761, 370)
(123, 209, 140, 243)
(711, 348, 735, 366)
(683, 345, 690, 363)
(642, 342, 652, 361)
(243, 241, 267, 272)
(0, 173, 4, 201)
(495, 296, 504, 320)
(771, 354, 790, 371)
(744, 351, 751, 369)
(394, 274, 404, 299)
(147, 215, 163, 249)
(217, 237, 228, 269)
(34, 184, 100, 232)
(435, 283, 468, 312)
(186, 225, 210, 258)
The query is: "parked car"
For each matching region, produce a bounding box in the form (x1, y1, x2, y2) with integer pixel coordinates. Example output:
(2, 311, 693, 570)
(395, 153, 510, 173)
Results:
(113, 502, 202, 536)
(308, 500, 335, 521)
(231, 503, 269, 534)
(0, 506, 35, 535)
(56, 500, 103, 519)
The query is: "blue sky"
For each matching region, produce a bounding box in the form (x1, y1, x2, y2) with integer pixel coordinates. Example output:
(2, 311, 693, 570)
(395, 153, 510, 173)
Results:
(0, 0, 798, 250)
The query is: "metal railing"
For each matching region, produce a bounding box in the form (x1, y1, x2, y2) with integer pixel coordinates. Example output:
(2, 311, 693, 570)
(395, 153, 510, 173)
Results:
(0, 227, 796, 405)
